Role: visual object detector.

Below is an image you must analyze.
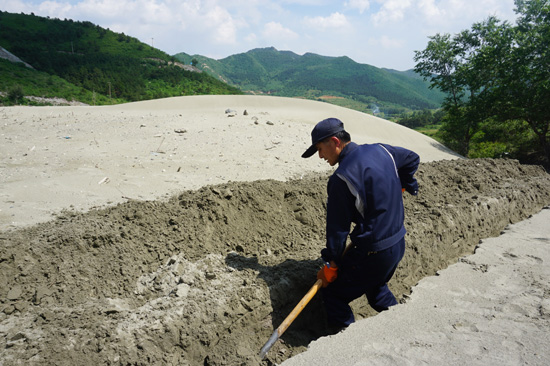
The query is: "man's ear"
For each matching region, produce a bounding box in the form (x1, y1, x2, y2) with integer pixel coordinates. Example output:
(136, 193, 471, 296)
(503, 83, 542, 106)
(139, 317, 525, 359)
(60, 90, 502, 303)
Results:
(330, 136, 341, 147)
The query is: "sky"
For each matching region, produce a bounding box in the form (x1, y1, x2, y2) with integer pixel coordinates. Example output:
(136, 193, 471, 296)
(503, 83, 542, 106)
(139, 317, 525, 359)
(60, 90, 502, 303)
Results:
(1, 0, 520, 71)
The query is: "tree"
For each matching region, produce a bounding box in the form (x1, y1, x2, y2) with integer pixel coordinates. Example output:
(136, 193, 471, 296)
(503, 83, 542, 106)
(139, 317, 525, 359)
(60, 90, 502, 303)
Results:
(497, 0, 550, 165)
(414, 0, 550, 166)
(397, 109, 437, 129)
(414, 17, 512, 156)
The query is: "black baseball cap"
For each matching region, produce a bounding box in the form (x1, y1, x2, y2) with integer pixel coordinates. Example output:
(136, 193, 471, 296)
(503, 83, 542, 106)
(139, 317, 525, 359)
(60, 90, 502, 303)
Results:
(302, 118, 345, 158)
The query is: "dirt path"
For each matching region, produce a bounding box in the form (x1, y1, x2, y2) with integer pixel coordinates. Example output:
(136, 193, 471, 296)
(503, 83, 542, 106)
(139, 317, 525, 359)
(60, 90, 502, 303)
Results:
(1, 159, 549, 365)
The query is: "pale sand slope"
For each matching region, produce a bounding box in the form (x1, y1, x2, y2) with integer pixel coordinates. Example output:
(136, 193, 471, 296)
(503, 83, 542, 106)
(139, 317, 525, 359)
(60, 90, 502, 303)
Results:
(0, 95, 460, 231)
(282, 208, 550, 366)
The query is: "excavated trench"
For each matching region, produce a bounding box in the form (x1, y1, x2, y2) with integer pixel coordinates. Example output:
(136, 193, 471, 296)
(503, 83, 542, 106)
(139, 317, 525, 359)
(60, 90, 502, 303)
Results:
(1, 158, 550, 365)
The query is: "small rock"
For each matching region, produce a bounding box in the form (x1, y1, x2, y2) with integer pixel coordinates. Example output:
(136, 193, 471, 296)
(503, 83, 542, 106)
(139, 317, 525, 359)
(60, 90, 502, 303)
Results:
(39, 310, 55, 322)
(7, 286, 22, 301)
(33, 286, 53, 305)
(14, 302, 27, 312)
(175, 284, 190, 298)
(7, 333, 27, 347)
(3, 305, 15, 315)
(225, 109, 237, 117)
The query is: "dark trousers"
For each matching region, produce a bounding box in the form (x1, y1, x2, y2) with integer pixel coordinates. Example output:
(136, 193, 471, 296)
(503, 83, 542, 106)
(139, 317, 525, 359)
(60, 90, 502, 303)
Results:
(321, 237, 406, 327)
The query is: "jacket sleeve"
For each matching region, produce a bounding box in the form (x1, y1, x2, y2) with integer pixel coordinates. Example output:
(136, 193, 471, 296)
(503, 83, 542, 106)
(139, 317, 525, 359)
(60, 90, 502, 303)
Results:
(321, 174, 355, 266)
(381, 144, 420, 195)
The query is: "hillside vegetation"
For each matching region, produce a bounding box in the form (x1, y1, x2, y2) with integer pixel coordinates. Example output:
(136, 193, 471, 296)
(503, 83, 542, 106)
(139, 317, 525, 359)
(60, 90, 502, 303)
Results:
(175, 47, 444, 118)
(414, 0, 550, 168)
(0, 11, 241, 105)
(0, 58, 108, 105)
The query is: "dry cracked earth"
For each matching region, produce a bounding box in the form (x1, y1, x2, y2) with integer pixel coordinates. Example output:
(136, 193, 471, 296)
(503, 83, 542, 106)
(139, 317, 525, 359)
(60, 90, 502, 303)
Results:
(1, 158, 550, 365)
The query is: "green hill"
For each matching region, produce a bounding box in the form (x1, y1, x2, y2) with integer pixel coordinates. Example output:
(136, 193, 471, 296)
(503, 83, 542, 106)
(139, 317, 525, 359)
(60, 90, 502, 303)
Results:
(0, 57, 105, 105)
(175, 47, 444, 118)
(0, 11, 241, 105)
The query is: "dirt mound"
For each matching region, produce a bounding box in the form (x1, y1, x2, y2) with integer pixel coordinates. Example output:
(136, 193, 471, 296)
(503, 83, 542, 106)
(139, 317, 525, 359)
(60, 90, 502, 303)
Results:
(1, 159, 550, 365)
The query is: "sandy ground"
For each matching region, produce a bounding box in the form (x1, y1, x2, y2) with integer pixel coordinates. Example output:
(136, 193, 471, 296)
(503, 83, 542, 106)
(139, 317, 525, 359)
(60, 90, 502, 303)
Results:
(1, 96, 549, 365)
(0, 95, 459, 231)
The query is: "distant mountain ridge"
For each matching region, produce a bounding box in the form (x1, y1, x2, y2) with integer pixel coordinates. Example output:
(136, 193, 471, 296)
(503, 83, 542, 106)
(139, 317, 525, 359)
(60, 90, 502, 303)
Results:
(0, 10, 440, 113)
(174, 47, 444, 116)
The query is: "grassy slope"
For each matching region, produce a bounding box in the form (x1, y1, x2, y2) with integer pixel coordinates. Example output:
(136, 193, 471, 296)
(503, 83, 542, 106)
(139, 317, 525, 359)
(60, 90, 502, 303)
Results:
(0, 11, 241, 105)
(0, 58, 110, 105)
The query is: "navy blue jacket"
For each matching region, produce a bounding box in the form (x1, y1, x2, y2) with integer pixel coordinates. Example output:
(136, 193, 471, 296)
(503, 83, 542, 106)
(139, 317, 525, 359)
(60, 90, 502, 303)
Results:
(321, 142, 419, 265)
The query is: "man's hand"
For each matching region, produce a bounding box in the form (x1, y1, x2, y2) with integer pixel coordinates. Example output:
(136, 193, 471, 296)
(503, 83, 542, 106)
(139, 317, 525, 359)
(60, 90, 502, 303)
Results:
(317, 263, 338, 288)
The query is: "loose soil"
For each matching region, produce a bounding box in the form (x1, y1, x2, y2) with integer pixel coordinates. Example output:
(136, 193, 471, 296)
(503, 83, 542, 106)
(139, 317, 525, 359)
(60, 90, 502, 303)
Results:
(1, 159, 550, 365)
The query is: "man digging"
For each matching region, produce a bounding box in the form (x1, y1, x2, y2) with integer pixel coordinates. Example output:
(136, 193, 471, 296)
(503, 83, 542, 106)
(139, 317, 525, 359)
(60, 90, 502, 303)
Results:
(302, 117, 420, 333)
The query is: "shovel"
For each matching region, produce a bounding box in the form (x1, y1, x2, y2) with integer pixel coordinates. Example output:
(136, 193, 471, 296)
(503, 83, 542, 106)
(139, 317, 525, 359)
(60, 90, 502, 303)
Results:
(260, 242, 353, 359)
(259, 278, 323, 359)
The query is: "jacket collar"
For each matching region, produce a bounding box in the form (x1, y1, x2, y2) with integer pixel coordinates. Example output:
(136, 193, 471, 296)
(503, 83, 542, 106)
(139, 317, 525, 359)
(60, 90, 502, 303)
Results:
(338, 142, 358, 164)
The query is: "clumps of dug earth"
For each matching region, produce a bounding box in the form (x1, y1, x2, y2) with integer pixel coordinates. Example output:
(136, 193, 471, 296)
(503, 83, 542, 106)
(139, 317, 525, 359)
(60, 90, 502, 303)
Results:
(1, 159, 550, 365)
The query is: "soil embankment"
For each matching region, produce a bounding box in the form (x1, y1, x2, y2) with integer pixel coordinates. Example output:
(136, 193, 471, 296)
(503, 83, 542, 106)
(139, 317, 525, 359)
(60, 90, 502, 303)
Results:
(1, 158, 550, 365)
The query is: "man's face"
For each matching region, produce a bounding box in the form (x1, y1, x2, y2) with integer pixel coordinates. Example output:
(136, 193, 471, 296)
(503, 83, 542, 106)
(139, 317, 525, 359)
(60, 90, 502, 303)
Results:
(316, 137, 340, 166)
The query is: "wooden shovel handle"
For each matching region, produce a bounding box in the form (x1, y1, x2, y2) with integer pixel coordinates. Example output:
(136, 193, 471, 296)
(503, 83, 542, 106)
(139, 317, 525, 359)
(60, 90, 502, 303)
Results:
(276, 279, 323, 336)
(259, 279, 323, 359)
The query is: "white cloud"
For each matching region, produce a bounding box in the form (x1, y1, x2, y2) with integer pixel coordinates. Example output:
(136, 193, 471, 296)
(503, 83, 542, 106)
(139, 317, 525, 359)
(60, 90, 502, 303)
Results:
(369, 35, 404, 49)
(0, 0, 34, 14)
(345, 0, 370, 14)
(202, 5, 240, 44)
(262, 21, 299, 40)
(411, 0, 516, 33)
(371, 0, 412, 25)
(36, 1, 74, 16)
(244, 32, 257, 43)
(303, 12, 349, 30)
(76, 0, 130, 19)
(418, 0, 444, 19)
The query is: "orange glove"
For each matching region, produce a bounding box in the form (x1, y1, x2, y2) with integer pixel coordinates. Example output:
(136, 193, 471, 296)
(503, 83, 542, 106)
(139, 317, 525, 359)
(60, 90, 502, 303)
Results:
(317, 264, 338, 288)
(402, 188, 406, 193)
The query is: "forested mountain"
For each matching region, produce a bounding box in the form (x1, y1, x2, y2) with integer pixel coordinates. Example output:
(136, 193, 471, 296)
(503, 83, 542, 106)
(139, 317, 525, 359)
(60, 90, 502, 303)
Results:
(0, 11, 241, 105)
(0, 10, 440, 113)
(175, 47, 444, 117)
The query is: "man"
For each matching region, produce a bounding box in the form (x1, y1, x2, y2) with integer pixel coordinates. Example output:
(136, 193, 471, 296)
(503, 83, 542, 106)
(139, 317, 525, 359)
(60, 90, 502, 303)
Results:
(302, 117, 419, 331)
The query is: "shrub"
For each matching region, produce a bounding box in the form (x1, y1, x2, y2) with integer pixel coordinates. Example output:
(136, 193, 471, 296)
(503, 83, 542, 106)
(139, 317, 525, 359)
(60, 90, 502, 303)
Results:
(7, 85, 24, 103)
